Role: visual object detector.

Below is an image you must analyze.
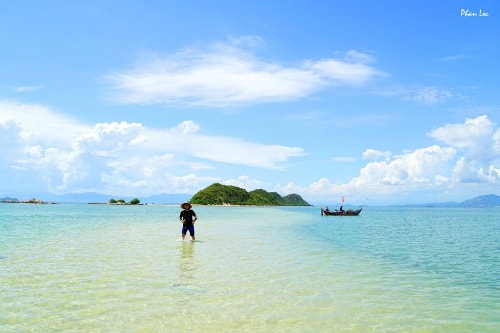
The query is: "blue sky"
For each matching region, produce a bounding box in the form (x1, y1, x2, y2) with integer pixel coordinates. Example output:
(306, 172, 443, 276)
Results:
(1, 1, 499, 204)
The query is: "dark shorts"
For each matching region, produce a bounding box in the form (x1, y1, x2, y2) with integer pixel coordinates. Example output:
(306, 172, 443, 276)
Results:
(181, 225, 195, 236)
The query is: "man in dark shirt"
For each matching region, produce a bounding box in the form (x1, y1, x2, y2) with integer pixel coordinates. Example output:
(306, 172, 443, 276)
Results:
(179, 202, 197, 241)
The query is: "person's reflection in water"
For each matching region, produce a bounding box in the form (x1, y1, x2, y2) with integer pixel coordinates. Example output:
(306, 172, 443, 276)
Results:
(179, 242, 195, 283)
(171, 242, 204, 294)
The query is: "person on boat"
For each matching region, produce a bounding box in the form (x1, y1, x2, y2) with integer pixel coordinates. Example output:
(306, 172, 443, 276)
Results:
(179, 202, 197, 241)
(339, 205, 344, 213)
(324, 206, 330, 212)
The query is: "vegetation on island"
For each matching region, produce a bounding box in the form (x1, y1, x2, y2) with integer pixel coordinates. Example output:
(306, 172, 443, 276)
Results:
(189, 183, 311, 206)
(108, 198, 141, 205)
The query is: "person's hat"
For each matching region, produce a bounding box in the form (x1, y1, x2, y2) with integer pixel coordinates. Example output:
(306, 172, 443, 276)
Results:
(181, 202, 192, 209)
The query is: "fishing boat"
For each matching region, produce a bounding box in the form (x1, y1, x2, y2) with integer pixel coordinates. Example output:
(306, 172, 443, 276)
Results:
(321, 207, 362, 216)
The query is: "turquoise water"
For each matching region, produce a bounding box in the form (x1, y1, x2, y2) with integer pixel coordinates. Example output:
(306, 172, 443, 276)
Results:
(1, 204, 498, 332)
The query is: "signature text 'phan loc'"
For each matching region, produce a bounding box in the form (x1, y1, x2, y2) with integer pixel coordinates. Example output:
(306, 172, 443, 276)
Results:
(461, 9, 489, 17)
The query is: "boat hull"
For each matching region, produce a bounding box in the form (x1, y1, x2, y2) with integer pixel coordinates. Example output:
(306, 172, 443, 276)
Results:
(321, 208, 362, 216)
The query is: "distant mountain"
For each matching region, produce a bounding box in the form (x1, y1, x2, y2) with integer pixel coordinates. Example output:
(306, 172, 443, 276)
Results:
(406, 194, 500, 208)
(0, 197, 18, 202)
(457, 194, 500, 207)
(190, 183, 311, 206)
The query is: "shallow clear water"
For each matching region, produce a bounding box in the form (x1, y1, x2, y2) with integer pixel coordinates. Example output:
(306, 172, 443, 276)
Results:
(1, 204, 498, 332)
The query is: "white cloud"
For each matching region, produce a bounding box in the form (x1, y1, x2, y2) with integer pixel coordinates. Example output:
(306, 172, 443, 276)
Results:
(73, 121, 147, 157)
(0, 99, 91, 144)
(350, 145, 457, 189)
(374, 86, 459, 106)
(105, 38, 382, 107)
(331, 156, 356, 162)
(406, 86, 456, 105)
(293, 116, 500, 203)
(280, 145, 458, 203)
(304, 51, 379, 85)
(362, 149, 391, 161)
(428, 115, 498, 163)
(344, 50, 375, 64)
(223, 175, 265, 191)
(427, 115, 500, 188)
(0, 100, 305, 194)
(189, 139, 305, 170)
(452, 157, 487, 183)
(2, 100, 498, 202)
(174, 120, 200, 135)
(276, 178, 348, 204)
(440, 54, 469, 62)
(15, 86, 41, 93)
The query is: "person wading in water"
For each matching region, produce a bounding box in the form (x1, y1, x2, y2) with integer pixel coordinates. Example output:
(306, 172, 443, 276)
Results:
(179, 202, 197, 241)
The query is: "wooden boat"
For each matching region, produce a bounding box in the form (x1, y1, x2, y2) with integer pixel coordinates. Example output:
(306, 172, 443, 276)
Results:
(321, 207, 362, 216)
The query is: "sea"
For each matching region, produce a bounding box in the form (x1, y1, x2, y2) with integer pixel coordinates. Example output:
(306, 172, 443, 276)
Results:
(0, 203, 498, 332)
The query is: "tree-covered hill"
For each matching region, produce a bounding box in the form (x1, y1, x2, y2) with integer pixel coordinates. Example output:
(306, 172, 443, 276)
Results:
(190, 183, 310, 206)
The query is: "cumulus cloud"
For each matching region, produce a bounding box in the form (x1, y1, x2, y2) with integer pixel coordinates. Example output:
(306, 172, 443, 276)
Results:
(0, 100, 305, 194)
(219, 115, 498, 202)
(2, 98, 498, 202)
(428, 115, 500, 184)
(352, 145, 457, 188)
(174, 120, 200, 135)
(301, 115, 499, 202)
(280, 146, 457, 203)
(428, 115, 498, 162)
(0, 121, 25, 171)
(105, 37, 382, 107)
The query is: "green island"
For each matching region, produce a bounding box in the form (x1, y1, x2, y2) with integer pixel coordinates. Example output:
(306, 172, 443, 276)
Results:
(86, 198, 143, 205)
(105, 198, 141, 205)
(190, 183, 310, 206)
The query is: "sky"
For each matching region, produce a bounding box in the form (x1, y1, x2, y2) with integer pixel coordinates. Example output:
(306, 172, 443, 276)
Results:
(0, 1, 499, 205)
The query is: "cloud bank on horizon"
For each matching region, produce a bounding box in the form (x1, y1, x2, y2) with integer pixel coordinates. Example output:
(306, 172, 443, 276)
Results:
(1, 2, 498, 204)
(1, 97, 498, 203)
